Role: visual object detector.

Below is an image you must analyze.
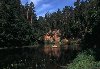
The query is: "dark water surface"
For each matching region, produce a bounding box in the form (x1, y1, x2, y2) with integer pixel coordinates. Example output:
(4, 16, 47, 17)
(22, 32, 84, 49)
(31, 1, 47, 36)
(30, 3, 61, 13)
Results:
(0, 46, 78, 69)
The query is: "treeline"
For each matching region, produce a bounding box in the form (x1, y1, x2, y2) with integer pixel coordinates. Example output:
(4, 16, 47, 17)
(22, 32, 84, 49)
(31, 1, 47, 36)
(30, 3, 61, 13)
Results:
(0, 0, 37, 47)
(0, 0, 100, 51)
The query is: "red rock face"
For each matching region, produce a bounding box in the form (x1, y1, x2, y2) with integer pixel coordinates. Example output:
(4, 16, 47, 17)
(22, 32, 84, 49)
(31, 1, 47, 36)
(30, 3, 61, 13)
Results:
(44, 34, 51, 41)
(44, 29, 61, 43)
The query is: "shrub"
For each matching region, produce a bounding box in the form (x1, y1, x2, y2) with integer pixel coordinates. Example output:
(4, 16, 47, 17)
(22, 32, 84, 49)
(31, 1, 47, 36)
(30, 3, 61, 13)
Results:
(67, 51, 100, 69)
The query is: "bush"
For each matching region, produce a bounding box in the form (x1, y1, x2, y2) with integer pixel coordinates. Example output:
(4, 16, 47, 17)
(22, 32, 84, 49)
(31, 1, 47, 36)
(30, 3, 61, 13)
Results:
(67, 51, 100, 69)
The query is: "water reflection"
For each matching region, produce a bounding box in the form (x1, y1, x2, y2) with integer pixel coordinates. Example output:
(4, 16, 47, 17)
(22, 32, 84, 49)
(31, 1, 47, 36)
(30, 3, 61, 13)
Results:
(0, 44, 78, 69)
(43, 45, 61, 58)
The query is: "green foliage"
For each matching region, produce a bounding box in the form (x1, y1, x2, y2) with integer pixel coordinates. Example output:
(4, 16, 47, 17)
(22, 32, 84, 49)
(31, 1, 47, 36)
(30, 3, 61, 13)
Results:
(68, 39, 80, 50)
(67, 51, 100, 69)
(0, 0, 35, 47)
(1, 0, 100, 68)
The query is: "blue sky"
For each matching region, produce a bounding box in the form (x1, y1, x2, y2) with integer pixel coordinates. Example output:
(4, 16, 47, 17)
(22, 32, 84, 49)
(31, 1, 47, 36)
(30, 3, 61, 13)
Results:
(21, 0, 76, 17)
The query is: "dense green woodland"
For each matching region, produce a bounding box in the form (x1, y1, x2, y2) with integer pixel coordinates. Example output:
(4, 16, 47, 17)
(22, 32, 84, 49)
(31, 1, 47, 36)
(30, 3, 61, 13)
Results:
(0, 0, 100, 68)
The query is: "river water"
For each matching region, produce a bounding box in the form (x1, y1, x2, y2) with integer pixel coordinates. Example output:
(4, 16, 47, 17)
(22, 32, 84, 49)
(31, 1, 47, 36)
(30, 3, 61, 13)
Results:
(0, 45, 78, 69)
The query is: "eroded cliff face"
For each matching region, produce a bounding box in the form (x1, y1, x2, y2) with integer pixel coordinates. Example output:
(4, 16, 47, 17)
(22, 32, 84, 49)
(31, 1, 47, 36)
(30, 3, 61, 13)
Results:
(44, 29, 59, 44)
(44, 29, 60, 42)
(43, 29, 69, 46)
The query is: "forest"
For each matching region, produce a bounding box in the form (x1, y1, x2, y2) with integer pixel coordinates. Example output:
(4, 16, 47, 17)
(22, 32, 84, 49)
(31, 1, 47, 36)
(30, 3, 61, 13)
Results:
(0, 0, 100, 69)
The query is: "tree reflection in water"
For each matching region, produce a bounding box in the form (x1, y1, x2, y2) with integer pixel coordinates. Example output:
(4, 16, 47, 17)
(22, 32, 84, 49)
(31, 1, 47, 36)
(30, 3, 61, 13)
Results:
(0, 44, 78, 69)
(43, 45, 61, 58)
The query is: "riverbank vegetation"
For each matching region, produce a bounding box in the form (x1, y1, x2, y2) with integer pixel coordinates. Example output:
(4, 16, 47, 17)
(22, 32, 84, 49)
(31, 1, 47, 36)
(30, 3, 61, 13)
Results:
(67, 50, 100, 69)
(0, 0, 100, 69)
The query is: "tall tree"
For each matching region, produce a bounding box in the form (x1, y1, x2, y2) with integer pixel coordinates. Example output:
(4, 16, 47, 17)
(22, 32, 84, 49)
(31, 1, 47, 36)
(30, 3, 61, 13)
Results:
(0, 0, 33, 47)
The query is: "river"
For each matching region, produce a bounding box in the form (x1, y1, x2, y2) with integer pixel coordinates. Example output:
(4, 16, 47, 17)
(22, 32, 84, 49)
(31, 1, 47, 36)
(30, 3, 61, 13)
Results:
(0, 45, 78, 69)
